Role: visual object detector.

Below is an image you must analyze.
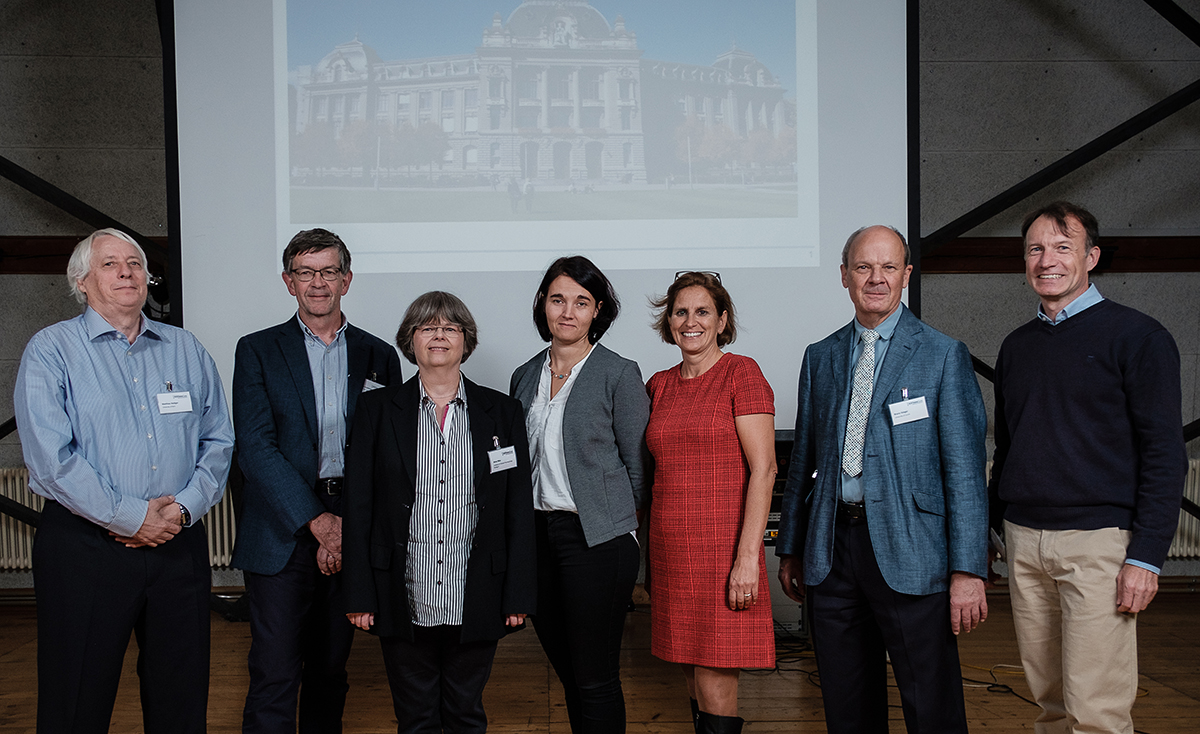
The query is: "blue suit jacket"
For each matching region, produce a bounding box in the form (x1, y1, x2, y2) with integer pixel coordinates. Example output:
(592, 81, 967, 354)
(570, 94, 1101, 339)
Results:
(776, 306, 988, 595)
(230, 317, 404, 576)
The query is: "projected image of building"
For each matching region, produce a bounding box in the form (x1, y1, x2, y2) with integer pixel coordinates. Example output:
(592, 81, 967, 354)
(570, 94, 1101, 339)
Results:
(291, 0, 794, 188)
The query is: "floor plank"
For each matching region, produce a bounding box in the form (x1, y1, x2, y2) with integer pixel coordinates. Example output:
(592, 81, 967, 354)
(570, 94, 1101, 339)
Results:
(1, 592, 1198, 732)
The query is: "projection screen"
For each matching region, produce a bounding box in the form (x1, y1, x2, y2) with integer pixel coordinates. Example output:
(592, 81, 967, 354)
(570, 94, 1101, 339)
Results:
(173, 0, 909, 429)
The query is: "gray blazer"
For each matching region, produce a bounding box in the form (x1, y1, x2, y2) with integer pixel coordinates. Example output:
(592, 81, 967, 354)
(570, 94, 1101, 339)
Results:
(510, 343, 651, 547)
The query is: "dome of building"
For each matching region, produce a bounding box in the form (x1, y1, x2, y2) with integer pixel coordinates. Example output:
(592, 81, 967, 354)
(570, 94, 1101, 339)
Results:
(314, 35, 382, 81)
(504, 0, 612, 39)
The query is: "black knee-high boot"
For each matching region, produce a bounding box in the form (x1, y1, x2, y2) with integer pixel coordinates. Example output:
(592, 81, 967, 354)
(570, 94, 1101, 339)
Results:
(690, 699, 701, 734)
(697, 710, 745, 734)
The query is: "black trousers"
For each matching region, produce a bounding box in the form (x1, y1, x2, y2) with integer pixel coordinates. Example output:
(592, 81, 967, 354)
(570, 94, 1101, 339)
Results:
(533, 511, 639, 734)
(242, 533, 355, 734)
(808, 513, 968, 734)
(379, 625, 499, 734)
(33, 500, 212, 734)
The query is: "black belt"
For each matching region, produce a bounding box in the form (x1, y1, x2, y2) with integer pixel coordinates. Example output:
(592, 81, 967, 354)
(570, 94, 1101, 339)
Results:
(837, 501, 867, 522)
(315, 477, 343, 496)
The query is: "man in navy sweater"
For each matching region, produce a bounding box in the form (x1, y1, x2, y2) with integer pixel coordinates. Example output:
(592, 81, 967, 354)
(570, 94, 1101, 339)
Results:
(989, 201, 1187, 734)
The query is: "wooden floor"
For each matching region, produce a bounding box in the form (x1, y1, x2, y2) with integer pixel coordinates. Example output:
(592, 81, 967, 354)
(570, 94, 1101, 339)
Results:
(1, 591, 1199, 732)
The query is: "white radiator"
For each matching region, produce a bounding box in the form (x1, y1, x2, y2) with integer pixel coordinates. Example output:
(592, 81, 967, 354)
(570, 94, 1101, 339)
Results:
(0, 467, 238, 570)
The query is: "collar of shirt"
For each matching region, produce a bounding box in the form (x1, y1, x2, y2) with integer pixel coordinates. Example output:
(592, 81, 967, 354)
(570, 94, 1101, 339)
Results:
(296, 312, 349, 346)
(1037, 283, 1104, 325)
(84, 306, 159, 344)
(420, 376, 469, 436)
(419, 375, 468, 408)
(852, 303, 903, 345)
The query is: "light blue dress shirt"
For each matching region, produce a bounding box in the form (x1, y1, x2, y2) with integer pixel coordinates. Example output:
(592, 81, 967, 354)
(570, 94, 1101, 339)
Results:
(840, 305, 904, 504)
(1036, 282, 1103, 324)
(298, 314, 349, 479)
(1034, 285, 1156, 574)
(13, 307, 234, 537)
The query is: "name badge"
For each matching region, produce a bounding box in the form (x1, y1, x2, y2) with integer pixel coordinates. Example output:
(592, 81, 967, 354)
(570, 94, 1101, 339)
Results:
(157, 391, 193, 414)
(488, 446, 518, 474)
(887, 396, 929, 425)
(362, 379, 385, 392)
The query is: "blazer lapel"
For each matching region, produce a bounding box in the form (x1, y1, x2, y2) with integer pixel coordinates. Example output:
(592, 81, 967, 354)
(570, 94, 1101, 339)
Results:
(829, 322, 854, 448)
(277, 322, 318, 443)
(512, 349, 545, 408)
(345, 326, 368, 430)
(390, 378, 420, 489)
(465, 378, 498, 501)
(871, 307, 923, 415)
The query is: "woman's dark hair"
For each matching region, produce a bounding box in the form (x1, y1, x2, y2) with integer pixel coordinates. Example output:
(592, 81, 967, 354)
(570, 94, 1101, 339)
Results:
(532, 255, 620, 344)
(650, 271, 737, 347)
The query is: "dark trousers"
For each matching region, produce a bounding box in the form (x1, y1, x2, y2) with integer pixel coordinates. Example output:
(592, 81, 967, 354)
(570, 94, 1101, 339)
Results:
(809, 513, 968, 734)
(379, 625, 499, 734)
(243, 533, 355, 734)
(33, 500, 212, 734)
(532, 511, 639, 734)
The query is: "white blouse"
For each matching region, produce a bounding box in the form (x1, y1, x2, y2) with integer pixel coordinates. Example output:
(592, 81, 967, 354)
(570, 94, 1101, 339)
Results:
(525, 347, 595, 513)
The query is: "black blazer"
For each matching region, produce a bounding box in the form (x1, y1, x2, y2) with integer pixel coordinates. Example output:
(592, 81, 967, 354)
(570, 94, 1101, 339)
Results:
(231, 317, 403, 575)
(342, 374, 536, 642)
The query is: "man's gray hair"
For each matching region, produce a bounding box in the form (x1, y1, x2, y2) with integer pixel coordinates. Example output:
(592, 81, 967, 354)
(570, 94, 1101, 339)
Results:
(67, 229, 147, 305)
(840, 225, 911, 267)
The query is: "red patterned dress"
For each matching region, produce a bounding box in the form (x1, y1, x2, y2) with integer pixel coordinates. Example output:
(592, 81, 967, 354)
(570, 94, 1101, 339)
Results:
(645, 353, 775, 668)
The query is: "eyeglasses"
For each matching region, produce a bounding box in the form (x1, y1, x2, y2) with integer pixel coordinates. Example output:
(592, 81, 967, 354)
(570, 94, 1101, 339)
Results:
(290, 267, 344, 282)
(674, 270, 722, 284)
(417, 325, 462, 338)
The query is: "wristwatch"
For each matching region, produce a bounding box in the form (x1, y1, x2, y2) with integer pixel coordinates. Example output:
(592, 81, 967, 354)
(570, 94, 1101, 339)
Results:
(177, 502, 191, 526)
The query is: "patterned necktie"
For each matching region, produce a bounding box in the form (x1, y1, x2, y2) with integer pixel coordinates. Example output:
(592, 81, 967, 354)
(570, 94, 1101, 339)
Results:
(842, 329, 880, 478)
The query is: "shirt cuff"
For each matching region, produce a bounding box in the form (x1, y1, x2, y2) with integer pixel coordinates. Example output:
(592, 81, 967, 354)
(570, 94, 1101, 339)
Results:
(1124, 559, 1160, 575)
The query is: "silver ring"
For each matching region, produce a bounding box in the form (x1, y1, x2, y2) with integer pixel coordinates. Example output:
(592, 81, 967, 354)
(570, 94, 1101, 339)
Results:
(744, 593, 752, 597)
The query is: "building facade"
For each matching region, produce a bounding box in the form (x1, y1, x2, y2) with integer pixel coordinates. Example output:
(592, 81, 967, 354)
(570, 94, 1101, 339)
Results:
(290, 0, 794, 185)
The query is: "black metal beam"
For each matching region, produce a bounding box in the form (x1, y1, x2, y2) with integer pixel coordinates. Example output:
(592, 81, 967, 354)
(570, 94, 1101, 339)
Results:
(0, 155, 169, 264)
(907, 0, 922, 318)
(1145, 0, 1200, 48)
(0, 496, 38, 528)
(0, 416, 15, 442)
(921, 76, 1200, 256)
(156, 0, 185, 328)
(1183, 496, 1200, 521)
(1185, 417, 1200, 443)
(971, 355, 996, 383)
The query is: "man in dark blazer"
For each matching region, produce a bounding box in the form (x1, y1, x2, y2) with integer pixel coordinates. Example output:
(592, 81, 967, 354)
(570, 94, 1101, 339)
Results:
(776, 225, 989, 734)
(231, 228, 403, 734)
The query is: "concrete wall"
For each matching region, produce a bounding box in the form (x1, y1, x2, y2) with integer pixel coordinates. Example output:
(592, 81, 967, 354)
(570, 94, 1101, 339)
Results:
(2, 0, 1198, 461)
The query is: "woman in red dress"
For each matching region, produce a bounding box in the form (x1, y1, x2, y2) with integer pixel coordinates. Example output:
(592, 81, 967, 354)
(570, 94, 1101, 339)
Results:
(644, 272, 777, 734)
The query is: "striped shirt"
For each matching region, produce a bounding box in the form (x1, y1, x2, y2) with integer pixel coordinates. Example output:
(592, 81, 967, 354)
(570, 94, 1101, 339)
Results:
(407, 378, 477, 626)
(13, 307, 234, 536)
(297, 314, 349, 479)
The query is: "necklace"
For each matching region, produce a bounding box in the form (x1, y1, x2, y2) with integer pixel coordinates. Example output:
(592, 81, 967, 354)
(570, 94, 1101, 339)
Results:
(549, 364, 570, 380)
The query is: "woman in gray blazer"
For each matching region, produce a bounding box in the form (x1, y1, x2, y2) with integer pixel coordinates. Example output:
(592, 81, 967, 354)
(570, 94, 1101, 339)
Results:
(510, 256, 650, 734)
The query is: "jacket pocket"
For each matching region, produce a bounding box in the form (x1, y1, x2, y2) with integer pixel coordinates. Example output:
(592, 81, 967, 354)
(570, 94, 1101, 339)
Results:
(911, 490, 945, 517)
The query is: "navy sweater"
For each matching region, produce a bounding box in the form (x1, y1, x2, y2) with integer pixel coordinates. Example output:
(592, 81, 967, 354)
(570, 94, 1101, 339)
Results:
(988, 298, 1187, 568)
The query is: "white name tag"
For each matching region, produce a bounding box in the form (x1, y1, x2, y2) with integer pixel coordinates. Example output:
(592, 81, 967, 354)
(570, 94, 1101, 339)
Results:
(887, 396, 929, 425)
(156, 391, 193, 414)
(488, 446, 518, 474)
(362, 379, 385, 392)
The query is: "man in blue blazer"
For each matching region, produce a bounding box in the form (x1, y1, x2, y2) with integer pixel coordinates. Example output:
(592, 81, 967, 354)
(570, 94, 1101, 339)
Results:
(231, 229, 404, 734)
(776, 225, 988, 734)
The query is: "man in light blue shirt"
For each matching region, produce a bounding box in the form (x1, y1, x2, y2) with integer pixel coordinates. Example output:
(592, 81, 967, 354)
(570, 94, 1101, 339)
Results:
(14, 228, 233, 734)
